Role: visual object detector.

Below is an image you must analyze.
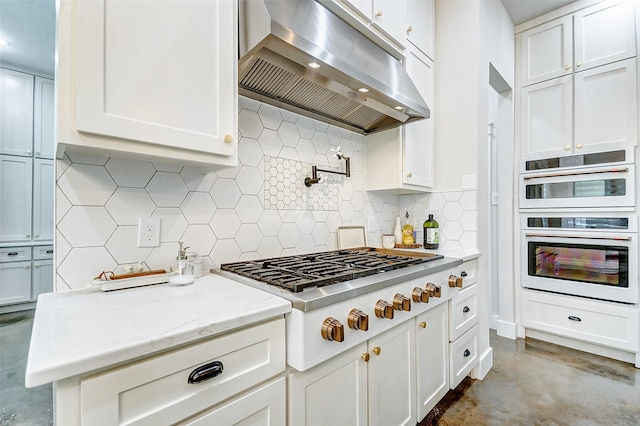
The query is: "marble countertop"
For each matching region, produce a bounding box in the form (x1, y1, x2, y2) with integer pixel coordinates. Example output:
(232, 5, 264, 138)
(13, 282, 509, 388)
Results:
(25, 274, 291, 388)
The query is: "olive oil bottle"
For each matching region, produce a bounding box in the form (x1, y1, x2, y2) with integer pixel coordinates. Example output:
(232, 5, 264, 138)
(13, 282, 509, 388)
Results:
(423, 214, 439, 249)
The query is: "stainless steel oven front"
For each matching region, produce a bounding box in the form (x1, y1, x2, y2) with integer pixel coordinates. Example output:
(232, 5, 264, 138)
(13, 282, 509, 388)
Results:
(521, 214, 638, 304)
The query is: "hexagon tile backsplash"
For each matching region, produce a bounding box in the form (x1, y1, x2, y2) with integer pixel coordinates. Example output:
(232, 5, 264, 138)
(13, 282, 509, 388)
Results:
(54, 96, 477, 291)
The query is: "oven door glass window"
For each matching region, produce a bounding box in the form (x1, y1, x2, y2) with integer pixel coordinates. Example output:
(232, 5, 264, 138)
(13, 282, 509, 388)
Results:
(527, 242, 628, 288)
(525, 178, 626, 200)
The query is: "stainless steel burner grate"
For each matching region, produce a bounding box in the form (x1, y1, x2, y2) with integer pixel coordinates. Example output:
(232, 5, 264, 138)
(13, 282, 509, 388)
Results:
(220, 248, 442, 292)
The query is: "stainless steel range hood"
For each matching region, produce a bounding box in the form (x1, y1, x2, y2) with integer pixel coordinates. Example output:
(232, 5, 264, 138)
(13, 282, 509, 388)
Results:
(238, 0, 430, 135)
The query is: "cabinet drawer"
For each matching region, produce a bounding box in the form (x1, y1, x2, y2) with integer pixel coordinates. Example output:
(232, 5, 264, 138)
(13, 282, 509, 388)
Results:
(449, 285, 478, 341)
(80, 318, 285, 426)
(522, 290, 639, 351)
(32, 245, 54, 260)
(0, 247, 31, 262)
(449, 259, 477, 288)
(178, 377, 286, 425)
(449, 325, 478, 389)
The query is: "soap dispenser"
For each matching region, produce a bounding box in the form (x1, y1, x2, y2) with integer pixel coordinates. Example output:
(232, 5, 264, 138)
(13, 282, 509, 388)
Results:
(169, 241, 195, 285)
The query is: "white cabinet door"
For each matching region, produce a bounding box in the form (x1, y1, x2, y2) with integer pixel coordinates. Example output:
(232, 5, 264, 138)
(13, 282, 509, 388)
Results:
(33, 77, 55, 159)
(32, 259, 53, 300)
(74, 0, 236, 160)
(371, 0, 407, 47)
(406, 0, 434, 59)
(0, 68, 34, 156)
(416, 303, 449, 420)
(519, 16, 572, 87)
(574, 0, 637, 73)
(33, 159, 54, 242)
(574, 58, 637, 153)
(0, 261, 31, 305)
(404, 50, 434, 188)
(0, 155, 33, 242)
(178, 378, 286, 426)
(368, 320, 416, 426)
(289, 343, 368, 426)
(520, 75, 573, 159)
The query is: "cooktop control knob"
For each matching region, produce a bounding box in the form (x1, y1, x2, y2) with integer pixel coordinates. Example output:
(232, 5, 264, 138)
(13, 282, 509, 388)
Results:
(448, 274, 463, 288)
(425, 282, 442, 298)
(412, 287, 429, 303)
(348, 309, 369, 331)
(321, 317, 344, 342)
(393, 294, 411, 311)
(375, 300, 394, 319)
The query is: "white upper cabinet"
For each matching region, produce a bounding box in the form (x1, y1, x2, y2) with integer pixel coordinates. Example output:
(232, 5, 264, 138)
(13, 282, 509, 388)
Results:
(33, 77, 55, 159)
(574, 0, 637, 72)
(520, 16, 573, 87)
(406, 0, 434, 59)
(0, 68, 34, 157)
(370, 0, 408, 48)
(574, 58, 638, 153)
(520, 0, 636, 87)
(58, 0, 237, 168)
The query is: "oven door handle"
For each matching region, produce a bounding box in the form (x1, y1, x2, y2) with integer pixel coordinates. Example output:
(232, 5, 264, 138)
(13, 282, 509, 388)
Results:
(522, 167, 629, 180)
(524, 233, 631, 241)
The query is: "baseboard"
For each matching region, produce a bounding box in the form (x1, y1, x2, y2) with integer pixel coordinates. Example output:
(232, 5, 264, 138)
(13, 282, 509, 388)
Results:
(496, 319, 517, 339)
(471, 346, 493, 380)
(489, 314, 499, 330)
(0, 301, 36, 314)
(525, 329, 637, 366)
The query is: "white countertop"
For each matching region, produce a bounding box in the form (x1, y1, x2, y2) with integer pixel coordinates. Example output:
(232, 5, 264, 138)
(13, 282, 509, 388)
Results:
(25, 274, 291, 388)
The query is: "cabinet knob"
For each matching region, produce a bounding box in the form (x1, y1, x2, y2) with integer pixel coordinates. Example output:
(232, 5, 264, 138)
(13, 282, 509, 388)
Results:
(224, 134, 234, 143)
(27, 150, 32, 154)
(464, 349, 471, 357)
(375, 300, 394, 319)
(321, 317, 345, 342)
(406, 172, 413, 178)
(564, 64, 571, 70)
(348, 309, 369, 331)
(407, 26, 413, 34)
(576, 144, 583, 149)
(375, 10, 383, 17)
(564, 145, 571, 150)
(372, 346, 381, 355)
(26, 234, 31, 238)
(576, 62, 582, 67)
(361, 353, 370, 362)
(36, 151, 41, 155)
(418, 321, 427, 328)
(463, 305, 471, 313)
(393, 294, 411, 311)
(24, 265, 30, 269)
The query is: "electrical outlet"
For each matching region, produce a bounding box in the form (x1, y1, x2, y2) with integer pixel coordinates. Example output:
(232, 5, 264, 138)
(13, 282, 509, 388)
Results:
(137, 217, 161, 247)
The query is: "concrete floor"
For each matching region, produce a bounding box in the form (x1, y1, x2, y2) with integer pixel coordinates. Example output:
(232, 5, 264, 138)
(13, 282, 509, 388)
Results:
(1, 310, 639, 426)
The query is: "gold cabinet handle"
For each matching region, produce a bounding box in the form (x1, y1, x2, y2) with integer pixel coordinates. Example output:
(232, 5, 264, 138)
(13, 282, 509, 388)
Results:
(406, 172, 413, 178)
(576, 144, 583, 149)
(372, 346, 381, 355)
(361, 353, 370, 362)
(419, 321, 427, 328)
(564, 145, 571, 150)
(565, 64, 571, 70)
(224, 134, 234, 143)
(375, 10, 382, 17)
(407, 26, 413, 34)
(576, 61, 582, 67)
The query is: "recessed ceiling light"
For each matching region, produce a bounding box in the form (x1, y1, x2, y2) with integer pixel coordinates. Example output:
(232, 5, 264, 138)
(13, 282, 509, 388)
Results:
(394, 106, 404, 110)
(358, 87, 369, 93)
(308, 62, 321, 69)
(0, 39, 7, 46)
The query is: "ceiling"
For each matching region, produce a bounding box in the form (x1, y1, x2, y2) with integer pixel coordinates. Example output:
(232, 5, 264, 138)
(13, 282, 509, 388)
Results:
(0, 0, 56, 77)
(501, 0, 577, 25)
(0, 0, 577, 78)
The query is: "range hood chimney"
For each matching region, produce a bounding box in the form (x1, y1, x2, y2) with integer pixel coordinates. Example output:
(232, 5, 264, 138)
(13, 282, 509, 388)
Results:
(238, 0, 430, 135)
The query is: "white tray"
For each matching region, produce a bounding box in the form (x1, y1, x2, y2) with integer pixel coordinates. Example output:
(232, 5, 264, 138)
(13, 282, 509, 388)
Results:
(92, 272, 175, 292)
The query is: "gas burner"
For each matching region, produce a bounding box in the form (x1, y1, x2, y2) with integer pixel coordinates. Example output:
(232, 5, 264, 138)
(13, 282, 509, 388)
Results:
(220, 248, 443, 292)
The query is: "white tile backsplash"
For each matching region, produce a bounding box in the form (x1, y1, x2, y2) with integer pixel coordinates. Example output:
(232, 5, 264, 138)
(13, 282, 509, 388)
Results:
(54, 97, 477, 290)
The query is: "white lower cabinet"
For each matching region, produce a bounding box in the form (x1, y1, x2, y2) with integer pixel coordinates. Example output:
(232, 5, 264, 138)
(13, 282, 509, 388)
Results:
(448, 275, 479, 389)
(62, 319, 285, 426)
(416, 303, 449, 420)
(449, 324, 479, 389)
(289, 343, 368, 426)
(0, 260, 31, 305)
(0, 245, 53, 307)
(32, 259, 54, 300)
(522, 290, 639, 352)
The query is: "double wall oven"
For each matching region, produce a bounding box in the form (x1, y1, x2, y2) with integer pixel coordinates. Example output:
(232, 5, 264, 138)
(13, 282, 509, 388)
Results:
(519, 148, 638, 304)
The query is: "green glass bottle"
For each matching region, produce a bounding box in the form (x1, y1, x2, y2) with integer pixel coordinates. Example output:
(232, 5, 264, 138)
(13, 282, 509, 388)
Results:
(423, 214, 440, 249)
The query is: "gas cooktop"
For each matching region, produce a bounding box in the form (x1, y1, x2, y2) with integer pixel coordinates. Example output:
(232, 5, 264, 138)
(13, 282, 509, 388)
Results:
(220, 248, 444, 293)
